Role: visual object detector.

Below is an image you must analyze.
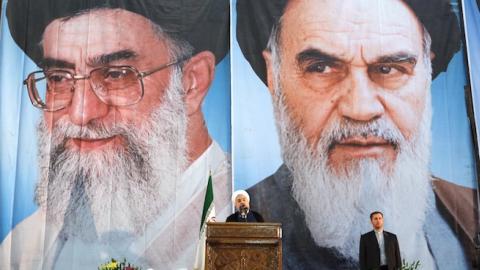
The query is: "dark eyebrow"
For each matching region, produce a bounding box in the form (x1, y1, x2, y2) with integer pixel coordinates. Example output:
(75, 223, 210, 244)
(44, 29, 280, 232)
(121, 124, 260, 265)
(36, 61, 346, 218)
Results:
(40, 50, 138, 70)
(374, 53, 417, 64)
(296, 48, 344, 66)
(87, 49, 138, 66)
(41, 58, 75, 70)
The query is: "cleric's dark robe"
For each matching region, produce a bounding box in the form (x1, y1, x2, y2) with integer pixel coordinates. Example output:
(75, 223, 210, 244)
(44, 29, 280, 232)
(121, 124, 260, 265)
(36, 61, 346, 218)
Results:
(226, 210, 264, 222)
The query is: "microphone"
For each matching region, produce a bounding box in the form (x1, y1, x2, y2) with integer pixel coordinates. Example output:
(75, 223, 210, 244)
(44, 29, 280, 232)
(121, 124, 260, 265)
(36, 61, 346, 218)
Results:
(239, 205, 249, 221)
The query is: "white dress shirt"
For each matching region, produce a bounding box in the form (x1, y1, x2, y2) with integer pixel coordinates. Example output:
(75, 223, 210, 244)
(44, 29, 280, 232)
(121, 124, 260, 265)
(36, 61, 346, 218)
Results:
(374, 229, 387, 266)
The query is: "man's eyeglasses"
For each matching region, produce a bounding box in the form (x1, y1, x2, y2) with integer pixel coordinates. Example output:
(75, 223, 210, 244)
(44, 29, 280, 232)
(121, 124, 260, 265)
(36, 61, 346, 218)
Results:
(23, 58, 186, 112)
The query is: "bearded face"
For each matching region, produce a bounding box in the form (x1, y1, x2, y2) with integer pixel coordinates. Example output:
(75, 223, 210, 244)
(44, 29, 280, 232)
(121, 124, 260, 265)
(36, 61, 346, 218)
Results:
(35, 67, 188, 241)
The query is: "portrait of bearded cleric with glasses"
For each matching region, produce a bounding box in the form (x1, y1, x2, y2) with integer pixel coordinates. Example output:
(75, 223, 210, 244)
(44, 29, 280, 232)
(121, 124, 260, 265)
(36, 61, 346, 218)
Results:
(0, 0, 231, 269)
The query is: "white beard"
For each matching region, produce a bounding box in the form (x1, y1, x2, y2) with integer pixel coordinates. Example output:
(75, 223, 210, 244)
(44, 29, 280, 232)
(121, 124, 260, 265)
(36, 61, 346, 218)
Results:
(35, 68, 188, 242)
(271, 63, 433, 263)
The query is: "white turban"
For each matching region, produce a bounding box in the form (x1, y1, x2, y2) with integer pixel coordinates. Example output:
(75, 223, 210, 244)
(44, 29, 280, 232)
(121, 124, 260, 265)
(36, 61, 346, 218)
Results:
(231, 190, 250, 204)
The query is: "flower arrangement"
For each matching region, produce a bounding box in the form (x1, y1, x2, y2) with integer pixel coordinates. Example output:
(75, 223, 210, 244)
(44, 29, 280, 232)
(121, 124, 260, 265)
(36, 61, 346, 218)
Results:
(401, 259, 421, 270)
(98, 258, 142, 270)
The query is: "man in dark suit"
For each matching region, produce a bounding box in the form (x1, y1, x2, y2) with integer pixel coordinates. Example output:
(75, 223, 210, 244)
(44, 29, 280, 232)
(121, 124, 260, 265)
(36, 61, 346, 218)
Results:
(226, 190, 264, 222)
(360, 212, 401, 270)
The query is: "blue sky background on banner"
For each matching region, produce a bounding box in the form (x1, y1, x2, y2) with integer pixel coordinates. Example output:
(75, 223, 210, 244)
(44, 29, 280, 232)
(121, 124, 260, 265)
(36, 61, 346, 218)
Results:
(232, 0, 479, 191)
(0, 0, 231, 241)
(464, 0, 480, 165)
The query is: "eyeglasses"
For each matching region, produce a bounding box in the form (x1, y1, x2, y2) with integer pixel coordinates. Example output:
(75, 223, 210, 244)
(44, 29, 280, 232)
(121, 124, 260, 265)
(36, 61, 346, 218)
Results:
(23, 58, 186, 111)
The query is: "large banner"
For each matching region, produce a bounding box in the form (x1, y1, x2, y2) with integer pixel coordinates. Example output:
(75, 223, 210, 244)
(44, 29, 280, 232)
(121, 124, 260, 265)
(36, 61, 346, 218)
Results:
(233, 0, 478, 269)
(0, 0, 231, 269)
(0, 0, 479, 269)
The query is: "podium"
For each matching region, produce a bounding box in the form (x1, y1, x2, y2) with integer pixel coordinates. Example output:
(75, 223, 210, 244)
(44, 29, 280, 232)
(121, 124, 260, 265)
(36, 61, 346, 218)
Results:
(205, 222, 282, 270)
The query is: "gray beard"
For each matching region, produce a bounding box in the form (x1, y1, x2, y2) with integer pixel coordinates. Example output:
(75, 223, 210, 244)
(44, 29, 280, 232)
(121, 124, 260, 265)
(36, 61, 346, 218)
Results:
(272, 71, 433, 262)
(35, 68, 188, 242)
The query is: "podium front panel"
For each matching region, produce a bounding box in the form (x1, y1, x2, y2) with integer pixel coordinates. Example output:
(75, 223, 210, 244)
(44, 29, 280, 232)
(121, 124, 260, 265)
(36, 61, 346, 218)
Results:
(205, 222, 282, 270)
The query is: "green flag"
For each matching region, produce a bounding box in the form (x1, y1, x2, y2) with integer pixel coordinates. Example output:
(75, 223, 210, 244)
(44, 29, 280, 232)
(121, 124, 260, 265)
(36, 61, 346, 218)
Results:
(199, 174, 215, 232)
(194, 174, 216, 270)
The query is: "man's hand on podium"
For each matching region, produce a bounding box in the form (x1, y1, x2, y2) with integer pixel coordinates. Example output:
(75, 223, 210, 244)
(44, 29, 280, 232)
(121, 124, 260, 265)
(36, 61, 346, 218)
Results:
(207, 216, 216, 222)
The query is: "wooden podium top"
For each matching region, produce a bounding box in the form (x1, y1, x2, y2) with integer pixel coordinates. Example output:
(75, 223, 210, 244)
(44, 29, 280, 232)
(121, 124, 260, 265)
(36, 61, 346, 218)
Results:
(206, 222, 282, 239)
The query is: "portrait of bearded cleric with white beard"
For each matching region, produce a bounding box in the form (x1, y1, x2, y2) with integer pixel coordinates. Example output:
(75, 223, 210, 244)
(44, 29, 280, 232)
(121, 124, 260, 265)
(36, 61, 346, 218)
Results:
(236, 0, 478, 269)
(0, 1, 231, 269)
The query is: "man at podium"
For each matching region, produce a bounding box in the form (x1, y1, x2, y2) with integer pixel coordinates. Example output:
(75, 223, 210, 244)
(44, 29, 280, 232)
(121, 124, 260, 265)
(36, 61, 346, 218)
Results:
(226, 190, 265, 222)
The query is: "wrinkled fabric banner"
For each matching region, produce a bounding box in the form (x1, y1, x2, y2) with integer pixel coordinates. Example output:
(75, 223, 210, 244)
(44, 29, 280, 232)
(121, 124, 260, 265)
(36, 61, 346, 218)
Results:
(233, 0, 478, 269)
(1, 0, 480, 269)
(0, 0, 231, 269)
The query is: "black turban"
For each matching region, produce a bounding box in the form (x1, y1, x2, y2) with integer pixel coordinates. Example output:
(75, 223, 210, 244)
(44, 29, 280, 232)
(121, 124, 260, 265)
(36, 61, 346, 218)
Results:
(7, 0, 229, 65)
